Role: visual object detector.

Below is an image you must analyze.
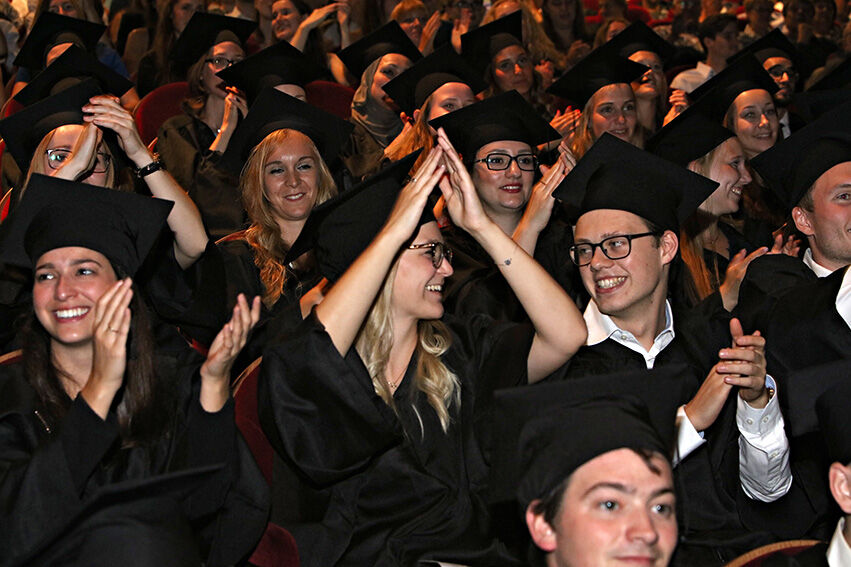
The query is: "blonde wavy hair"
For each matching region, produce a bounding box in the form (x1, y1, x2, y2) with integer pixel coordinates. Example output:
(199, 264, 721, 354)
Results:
(569, 84, 644, 159)
(383, 96, 437, 171)
(240, 128, 337, 307)
(355, 260, 461, 434)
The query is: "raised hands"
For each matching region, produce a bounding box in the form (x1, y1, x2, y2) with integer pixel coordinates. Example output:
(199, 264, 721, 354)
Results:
(49, 122, 103, 181)
(435, 128, 492, 235)
(513, 150, 573, 253)
(200, 294, 261, 412)
(81, 278, 133, 419)
(380, 145, 446, 244)
(719, 246, 769, 311)
(550, 107, 581, 137)
(83, 95, 148, 167)
(684, 318, 769, 432)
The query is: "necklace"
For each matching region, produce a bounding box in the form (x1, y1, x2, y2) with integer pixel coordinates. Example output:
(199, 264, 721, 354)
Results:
(386, 366, 406, 392)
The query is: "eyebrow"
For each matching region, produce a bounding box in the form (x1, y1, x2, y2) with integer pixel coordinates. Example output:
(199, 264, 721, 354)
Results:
(574, 231, 630, 243)
(583, 482, 675, 499)
(35, 258, 104, 271)
(265, 156, 314, 165)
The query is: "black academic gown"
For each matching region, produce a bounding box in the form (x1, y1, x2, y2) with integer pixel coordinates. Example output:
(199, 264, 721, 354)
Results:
(258, 312, 534, 566)
(0, 353, 269, 567)
(735, 254, 819, 332)
(743, 267, 851, 541)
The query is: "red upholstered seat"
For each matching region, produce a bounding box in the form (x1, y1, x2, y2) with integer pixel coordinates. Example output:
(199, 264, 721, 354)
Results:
(134, 81, 190, 146)
(233, 357, 300, 567)
(305, 80, 354, 120)
(724, 539, 824, 566)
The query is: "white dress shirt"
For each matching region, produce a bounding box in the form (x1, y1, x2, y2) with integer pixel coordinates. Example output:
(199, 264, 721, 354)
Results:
(670, 62, 716, 93)
(779, 112, 792, 139)
(583, 300, 792, 500)
(828, 517, 851, 567)
(803, 248, 837, 278)
(834, 266, 851, 331)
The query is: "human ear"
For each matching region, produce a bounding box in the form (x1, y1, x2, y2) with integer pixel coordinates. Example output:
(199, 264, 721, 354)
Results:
(412, 108, 421, 123)
(791, 206, 815, 237)
(829, 462, 851, 514)
(659, 230, 679, 264)
(526, 501, 558, 552)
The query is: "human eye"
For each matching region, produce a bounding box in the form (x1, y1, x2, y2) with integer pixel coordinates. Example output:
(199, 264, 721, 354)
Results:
(624, 101, 636, 112)
(267, 166, 284, 175)
(48, 149, 69, 164)
(517, 154, 535, 167)
(597, 500, 620, 512)
(652, 502, 675, 518)
(764, 107, 777, 116)
(441, 101, 457, 112)
(835, 191, 851, 201)
(573, 244, 592, 260)
(605, 237, 629, 251)
(517, 55, 531, 67)
(35, 271, 54, 282)
(597, 104, 613, 115)
(496, 60, 513, 72)
(76, 267, 95, 276)
(296, 161, 313, 171)
(486, 154, 508, 167)
(741, 110, 756, 120)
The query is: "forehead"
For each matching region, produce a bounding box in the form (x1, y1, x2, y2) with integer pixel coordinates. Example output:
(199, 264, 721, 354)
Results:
(563, 448, 673, 500)
(813, 161, 851, 196)
(36, 245, 110, 267)
(212, 41, 244, 57)
(494, 44, 528, 61)
(49, 124, 85, 146)
(732, 88, 773, 108)
(714, 136, 744, 160)
(592, 83, 634, 106)
(432, 82, 475, 101)
(476, 139, 532, 156)
(763, 56, 794, 69)
(266, 130, 315, 161)
(272, 0, 296, 10)
(413, 220, 442, 242)
(379, 52, 412, 68)
(575, 209, 650, 240)
(629, 50, 661, 66)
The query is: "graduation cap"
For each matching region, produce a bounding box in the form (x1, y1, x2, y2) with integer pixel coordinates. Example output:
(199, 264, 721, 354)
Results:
(382, 44, 487, 116)
(460, 11, 523, 74)
(546, 41, 648, 109)
(0, 78, 103, 172)
(171, 12, 256, 65)
(553, 133, 719, 232)
(218, 88, 354, 175)
(489, 365, 685, 507)
(14, 44, 134, 106)
(428, 90, 559, 160)
(749, 100, 851, 211)
(687, 55, 778, 122)
(604, 21, 675, 63)
(729, 29, 800, 69)
(337, 21, 422, 80)
(284, 150, 424, 281)
(646, 95, 735, 167)
(14, 12, 105, 71)
(215, 40, 325, 104)
(0, 174, 173, 276)
(805, 57, 851, 92)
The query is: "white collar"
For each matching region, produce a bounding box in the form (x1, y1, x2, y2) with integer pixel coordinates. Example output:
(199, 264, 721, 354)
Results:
(827, 517, 851, 567)
(804, 247, 838, 278)
(584, 299, 675, 346)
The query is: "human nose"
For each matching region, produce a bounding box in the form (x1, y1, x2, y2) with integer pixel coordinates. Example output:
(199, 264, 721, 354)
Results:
(739, 163, 752, 185)
(506, 157, 522, 177)
(626, 507, 661, 546)
(285, 168, 299, 186)
(589, 244, 611, 269)
(54, 275, 75, 301)
(437, 255, 453, 276)
(758, 112, 770, 128)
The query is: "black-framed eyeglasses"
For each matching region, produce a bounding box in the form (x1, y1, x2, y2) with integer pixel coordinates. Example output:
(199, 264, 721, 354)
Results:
(408, 242, 453, 268)
(205, 56, 242, 69)
(569, 232, 661, 266)
(766, 65, 798, 80)
(473, 153, 538, 171)
(45, 148, 112, 173)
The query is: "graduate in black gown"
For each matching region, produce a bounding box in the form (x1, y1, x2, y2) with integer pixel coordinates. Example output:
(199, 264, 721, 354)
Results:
(0, 176, 268, 566)
(258, 131, 587, 566)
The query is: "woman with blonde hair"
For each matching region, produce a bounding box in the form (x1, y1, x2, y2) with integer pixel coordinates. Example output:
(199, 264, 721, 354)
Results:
(258, 129, 586, 566)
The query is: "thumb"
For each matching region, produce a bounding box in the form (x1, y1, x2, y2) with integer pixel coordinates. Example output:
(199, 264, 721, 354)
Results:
(729, 317, 744, 343)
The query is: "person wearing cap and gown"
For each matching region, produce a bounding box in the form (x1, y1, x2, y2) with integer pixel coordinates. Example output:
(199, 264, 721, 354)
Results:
(552, 134, 790, 564)
(156, 88, 353, 372)
(0, 175, 268, 566)
(155, 12, 257, 239)
(258, 132, 587, 566)
(380, 44, 486, 174)
(337, 22, 422, 181)
(490, 368, 685, 566)
(546, 40, 647, 158)
(429, 91, 583, 321)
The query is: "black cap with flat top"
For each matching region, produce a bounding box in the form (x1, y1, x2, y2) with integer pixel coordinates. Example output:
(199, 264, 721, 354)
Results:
(646, 95, 735, 166)
(749, 100, 851, 211)
(687, 55, 778, 122)
(546, 41, 648, 109)
(218, 88, 354, 175)
(729, 29, 800, 68)
(428, 90, 559, 161)
(14, 12, 105, 71)
(553, 133, 719, 232)
(171, 12, 256, 65)
(0, 174, 173, 276)
(215, 40, 325, 104)
(604, 21, 675, 62)
(14, 44, 134, 106)
(382, 44, 487, 116)
(337, 21, 422, 80)
(488, 365, 684, 507)
(460, 11, 523, 74)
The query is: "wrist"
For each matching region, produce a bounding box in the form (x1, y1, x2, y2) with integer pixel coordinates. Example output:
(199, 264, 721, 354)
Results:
(742, 386, 771, 409)
(129, 149, 155, 168)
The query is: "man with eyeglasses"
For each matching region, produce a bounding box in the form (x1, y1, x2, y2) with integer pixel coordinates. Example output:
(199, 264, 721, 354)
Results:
(552, 134, 790, 564)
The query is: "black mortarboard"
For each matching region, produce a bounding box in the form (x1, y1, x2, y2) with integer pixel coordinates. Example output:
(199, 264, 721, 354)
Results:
(750, 100, 851, 210)
(0, 174, 173, 276)
(285, 151, 425, 281)
(337, 21, 422, 80)
(460, 11, 523, 74)
(171, 12, 256, 65)
(553, 133, 719, 232)
(604, 21, 675, 62)
(382, 44, 487, 116)
(489, 365, 685, 506)
(215, 40, 325, 104)
(806, 58, 851, 92)
(14, 12, 105, 71)
(0, 78, 101, 172)
(646, 95, 735, 166)
(218, 88, 354, 175)
(14, 44, 134, 106)
(428, 90, 559, 160)
(546, 41, 648, 108)
(687, 55, 778, 122)
(729, 29, 800, 68)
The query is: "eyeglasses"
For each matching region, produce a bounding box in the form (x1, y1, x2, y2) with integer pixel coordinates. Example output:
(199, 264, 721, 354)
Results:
(569, 232, 661, 266)
(205, 56, 242, 69)
(766, 65, 798, 80)
(408, 241, 453, 268)
(473, 153, 538, 171)
(45, 148, 112, 173)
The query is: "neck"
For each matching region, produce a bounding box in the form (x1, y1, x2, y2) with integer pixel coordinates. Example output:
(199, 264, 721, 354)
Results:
(202, 96, 226, 132)
(843, 516, 851, 548)
(276, 217, 308, 249)
(553, 25, 575, 46)
(608, 290, 669, 351)
(51, 340, 94, 398)
(483, 204, 522, 236)
(635, 97, 657, 131)
(387, 317, 418, 382)
(705, 51, 728, 73)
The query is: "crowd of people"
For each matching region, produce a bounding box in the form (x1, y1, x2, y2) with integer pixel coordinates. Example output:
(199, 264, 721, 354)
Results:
(0, 0, 850, 564)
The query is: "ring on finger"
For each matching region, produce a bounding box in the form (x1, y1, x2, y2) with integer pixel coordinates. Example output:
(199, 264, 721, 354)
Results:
(108, 327, 120, 333)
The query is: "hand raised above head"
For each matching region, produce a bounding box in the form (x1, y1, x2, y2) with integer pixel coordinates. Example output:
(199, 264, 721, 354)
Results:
(379, 145, 446, 244)
(435, 128, 493, 235)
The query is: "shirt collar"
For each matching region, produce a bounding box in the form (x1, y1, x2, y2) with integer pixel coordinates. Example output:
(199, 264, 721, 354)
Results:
(584, 299, 675, 346)
(827, 517, 851, 567)
(804, 247, 837, 278)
